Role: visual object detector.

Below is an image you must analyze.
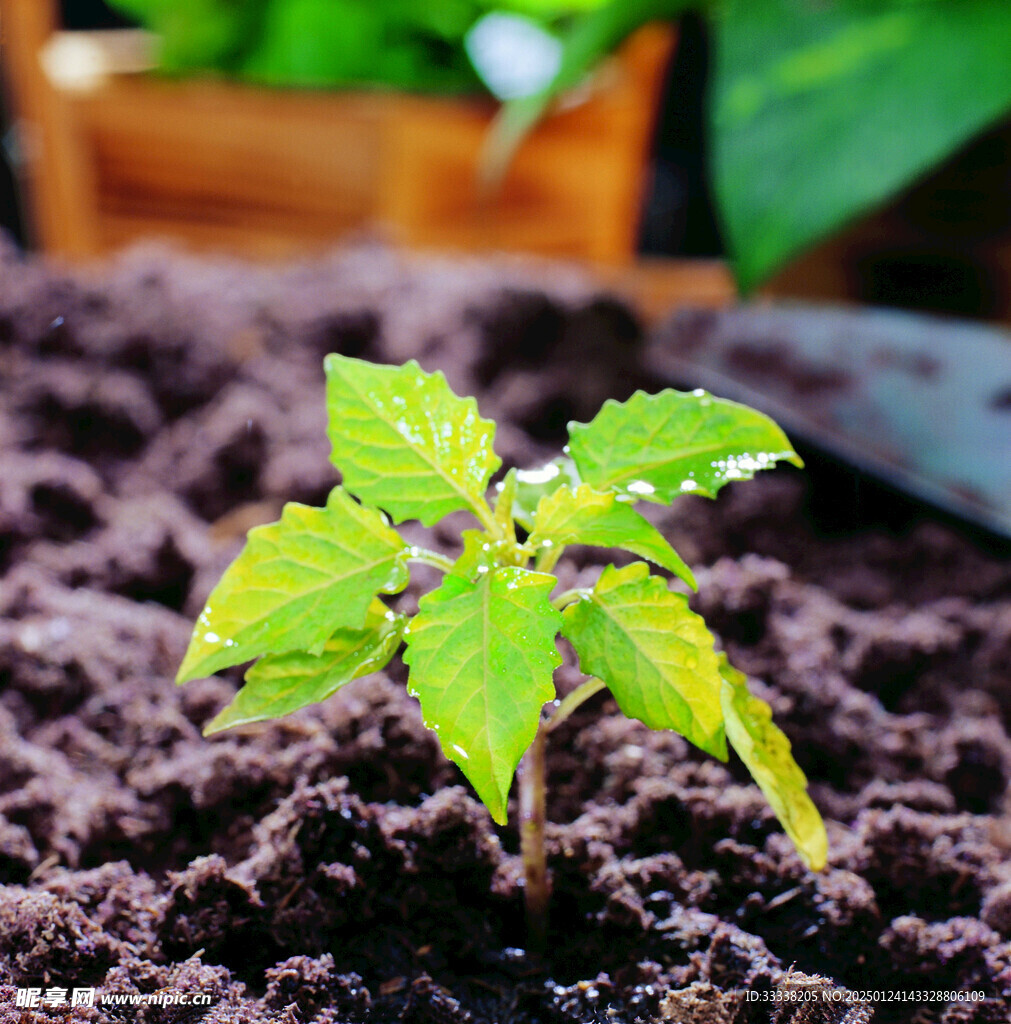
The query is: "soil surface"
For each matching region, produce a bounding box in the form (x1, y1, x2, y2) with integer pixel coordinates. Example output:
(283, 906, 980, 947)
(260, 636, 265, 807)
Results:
(1, 240, 1010, 1024)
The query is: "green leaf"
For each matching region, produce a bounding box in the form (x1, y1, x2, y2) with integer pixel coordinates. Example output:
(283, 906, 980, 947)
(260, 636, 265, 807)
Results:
(530, 483, 696, 588)
(451, 530, 527, 581)
(452, 530, 500, 580)
(712, 0, 1011, 291)
(241, 0, 383, 87)
(567, 389, 801, 503)
(177, 487, 410, 683)
(504, 0, 610, 15)
(107, 0, 266, 73)
(509, 456, 582, 531)
(403, 567, 562, 824)
(719, 655, 827, 872)
(204, 600, 406, 735)
(561, 562, 726, 757)
(325, 355, 501, 527)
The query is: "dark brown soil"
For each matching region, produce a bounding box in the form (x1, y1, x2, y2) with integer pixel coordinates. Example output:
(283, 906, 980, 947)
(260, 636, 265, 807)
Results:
(1, 239, 1010, 1024)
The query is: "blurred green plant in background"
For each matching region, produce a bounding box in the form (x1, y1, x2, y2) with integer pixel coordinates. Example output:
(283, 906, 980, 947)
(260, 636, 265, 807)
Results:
(110, 0, 1011, 292)
(107, 0, 603, 93)
(493, 0, 1011, 290)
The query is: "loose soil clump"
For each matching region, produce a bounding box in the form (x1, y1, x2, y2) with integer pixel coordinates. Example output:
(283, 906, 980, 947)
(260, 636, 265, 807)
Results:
(1, 240, 1009, 1023)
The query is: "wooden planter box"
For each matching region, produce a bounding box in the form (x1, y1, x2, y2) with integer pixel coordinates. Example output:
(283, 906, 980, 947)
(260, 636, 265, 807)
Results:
(0, 0, 674, 264)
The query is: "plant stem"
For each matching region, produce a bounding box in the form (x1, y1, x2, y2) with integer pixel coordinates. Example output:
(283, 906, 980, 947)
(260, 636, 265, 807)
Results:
(518, 677, 608, 950)
(545, 677, 607, 733)
(494, 469, 518, 545)
(472, 497, 504, 540)
(408, 547, 455, 573)
(518, 724, 549, 952)
(535, 545, 563, 574)
(551, 588, 585, 611)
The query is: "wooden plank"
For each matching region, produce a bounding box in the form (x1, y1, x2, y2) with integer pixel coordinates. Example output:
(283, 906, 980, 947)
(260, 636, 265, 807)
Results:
(6, 10, 673, 263)
(600, 258, 736, 324)
(95, 210, 359, 261)
(71, 76, 384, 250)
(382, 27, 674, 265)
(0, 0, 101, 255)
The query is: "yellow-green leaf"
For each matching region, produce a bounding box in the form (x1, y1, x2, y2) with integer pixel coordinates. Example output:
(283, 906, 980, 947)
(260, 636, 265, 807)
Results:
(562, 562, 726, 758)
(203, 599, 406, 735)
(567, 389, 802, 503)
(451, 530, 526, 582)
(325, 354, 500, 526)
(177, 487, 410, 683)
(402, 567, 561, 824)
(530, 483, 696, 588)
(719, 655, 827, 872)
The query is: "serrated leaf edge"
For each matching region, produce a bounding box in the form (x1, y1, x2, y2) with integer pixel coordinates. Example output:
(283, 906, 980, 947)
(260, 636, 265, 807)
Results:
(203, 604, 407, 736)
(562, 562, 727, 759)
(177, 487, 410, 683)
(402, 567, 561, 824)
(325, 354, 500, 526)
(529, 483, 697, 590)
(567, 388, 803, 500)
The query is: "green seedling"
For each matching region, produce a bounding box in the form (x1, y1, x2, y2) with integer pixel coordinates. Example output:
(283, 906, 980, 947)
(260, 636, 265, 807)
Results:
(177, 355, 827, 945)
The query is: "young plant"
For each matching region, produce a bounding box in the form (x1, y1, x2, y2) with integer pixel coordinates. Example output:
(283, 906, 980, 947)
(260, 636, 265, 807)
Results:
(177, 355, 827, 945)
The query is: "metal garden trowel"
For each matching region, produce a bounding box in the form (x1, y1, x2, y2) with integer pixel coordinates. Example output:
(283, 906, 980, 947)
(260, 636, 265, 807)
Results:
(648, 303, 1011, 539)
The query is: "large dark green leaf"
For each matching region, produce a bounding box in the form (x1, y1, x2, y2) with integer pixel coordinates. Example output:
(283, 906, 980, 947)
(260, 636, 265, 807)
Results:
(712, 0, 1011, 291)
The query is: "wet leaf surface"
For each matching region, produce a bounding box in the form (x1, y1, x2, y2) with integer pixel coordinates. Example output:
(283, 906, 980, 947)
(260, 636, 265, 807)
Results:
(177, 487, 410, 682)
(562, 562, 726, 758)
(568, 388, 801, 503)
(403, 567, 561, 823)
(325, 355, 500, 527)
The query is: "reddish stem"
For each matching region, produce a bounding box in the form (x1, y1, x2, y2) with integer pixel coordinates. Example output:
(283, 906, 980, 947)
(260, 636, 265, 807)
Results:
(518, 724, 549, 951)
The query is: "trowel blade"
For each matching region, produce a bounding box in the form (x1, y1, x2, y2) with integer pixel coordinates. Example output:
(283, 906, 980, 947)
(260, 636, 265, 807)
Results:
(648, 303, 1011, 539)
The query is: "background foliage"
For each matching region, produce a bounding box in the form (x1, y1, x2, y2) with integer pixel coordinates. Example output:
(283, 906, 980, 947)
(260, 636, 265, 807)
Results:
(111, 0, 1011, 289)
(495, 0, 1011, 289)
(107, 0, 601, 92)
